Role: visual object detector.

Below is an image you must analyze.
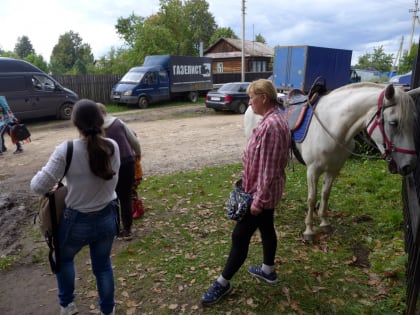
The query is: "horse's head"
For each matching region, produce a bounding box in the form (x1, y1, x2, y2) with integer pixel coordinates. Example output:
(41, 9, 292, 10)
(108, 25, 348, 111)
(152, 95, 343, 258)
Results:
(367, 84, 417, 176)
(244, 106, 262, 140)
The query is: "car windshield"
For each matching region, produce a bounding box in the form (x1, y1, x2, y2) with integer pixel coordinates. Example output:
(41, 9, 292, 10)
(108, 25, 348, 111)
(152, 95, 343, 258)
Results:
(218, 83, 247, 93)
(120, 71, 145, 84)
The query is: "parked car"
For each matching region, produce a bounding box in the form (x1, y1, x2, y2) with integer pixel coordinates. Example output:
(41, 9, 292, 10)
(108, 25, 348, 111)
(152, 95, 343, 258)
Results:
(205, 82, 250, 114)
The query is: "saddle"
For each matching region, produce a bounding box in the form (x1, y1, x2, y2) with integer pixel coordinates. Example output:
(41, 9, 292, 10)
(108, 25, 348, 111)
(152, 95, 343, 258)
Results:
(281, 89, 319, 132)
(280, 78, 327, 164)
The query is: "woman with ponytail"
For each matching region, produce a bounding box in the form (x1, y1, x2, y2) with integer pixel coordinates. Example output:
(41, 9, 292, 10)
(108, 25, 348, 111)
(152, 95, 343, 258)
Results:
(31, 99, 120, 315)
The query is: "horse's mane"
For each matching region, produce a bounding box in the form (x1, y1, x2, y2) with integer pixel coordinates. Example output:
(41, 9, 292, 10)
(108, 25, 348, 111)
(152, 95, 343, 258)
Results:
(395, 88, 417, 132)
(327, 83, 416, 132)
(329, 82, 382, 94)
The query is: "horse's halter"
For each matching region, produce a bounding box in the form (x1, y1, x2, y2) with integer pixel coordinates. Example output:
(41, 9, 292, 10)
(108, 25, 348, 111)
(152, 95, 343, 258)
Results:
(367, 90, 416, 162)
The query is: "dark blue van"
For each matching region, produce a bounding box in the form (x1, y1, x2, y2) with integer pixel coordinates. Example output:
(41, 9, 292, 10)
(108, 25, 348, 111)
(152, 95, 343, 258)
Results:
(0, 57, 79, 120)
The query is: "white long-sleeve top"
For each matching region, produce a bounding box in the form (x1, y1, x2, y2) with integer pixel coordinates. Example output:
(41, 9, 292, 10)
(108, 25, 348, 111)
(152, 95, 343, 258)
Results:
(31, 138, 120, 213)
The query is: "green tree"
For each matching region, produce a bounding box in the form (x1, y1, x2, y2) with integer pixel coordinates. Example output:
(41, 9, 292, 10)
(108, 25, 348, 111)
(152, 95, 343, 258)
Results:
(355, 46, 393, 73)
(115, 0, 216, 62)
(154, 0, 190, 54)
(0, 50, 18, 58)
(14, 36, 35, 58)
(209, 27, 238, 46)
(184, 0, 217, 53)
(93, 47, 131, 74)
(135, 19, 178, 60)
(398, 43, 418, 74)
(115, 13, 145, 48)
(255, 33, 266, 44)
(50, 31, 94, 75)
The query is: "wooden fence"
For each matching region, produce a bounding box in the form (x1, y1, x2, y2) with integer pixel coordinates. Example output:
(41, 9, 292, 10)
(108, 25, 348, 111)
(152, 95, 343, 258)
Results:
(52, 72, 272, 104)
(53, 74, 122, 104)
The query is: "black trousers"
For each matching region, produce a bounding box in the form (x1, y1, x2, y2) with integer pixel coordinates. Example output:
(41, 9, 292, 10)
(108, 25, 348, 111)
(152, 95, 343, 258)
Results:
(222, 208, 277, 280)
(115, 159, 135, 232)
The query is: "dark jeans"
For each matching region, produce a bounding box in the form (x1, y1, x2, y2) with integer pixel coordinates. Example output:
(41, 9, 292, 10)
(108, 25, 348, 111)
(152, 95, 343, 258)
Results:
(58, 201, 118, 314)
(116, 159, 135, 232)
(222, 209, 276, 280)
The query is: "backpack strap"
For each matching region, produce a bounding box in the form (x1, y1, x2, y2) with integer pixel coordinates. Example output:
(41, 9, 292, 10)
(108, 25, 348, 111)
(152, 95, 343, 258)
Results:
(59, 140, 73, 183)
(48, 140, 73, 273)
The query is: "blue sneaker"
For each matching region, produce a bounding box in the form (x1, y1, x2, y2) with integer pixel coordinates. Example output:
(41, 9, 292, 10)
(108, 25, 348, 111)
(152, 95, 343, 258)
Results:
(248, 265, 278, 284)
(201, 281, 232, 305)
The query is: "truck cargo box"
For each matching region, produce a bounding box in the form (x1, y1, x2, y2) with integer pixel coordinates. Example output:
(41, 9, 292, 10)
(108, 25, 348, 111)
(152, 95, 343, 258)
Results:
(144, 55, 213, 93)
(273, 45, 353, 93)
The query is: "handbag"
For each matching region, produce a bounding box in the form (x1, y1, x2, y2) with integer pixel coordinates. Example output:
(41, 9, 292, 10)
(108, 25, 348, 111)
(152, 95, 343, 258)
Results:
(37, 141, 73, 273)
(226, 180, 253, 222)
(9, 123, 31, 142)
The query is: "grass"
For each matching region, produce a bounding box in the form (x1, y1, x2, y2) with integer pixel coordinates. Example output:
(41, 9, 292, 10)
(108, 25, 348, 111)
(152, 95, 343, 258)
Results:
(0, 255, 14, 270)
(105, 97, 207, 114)
(80, 158, 408, 315)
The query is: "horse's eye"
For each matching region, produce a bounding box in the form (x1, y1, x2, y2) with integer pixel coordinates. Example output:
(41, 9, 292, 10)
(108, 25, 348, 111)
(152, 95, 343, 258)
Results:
(389, 120, 398, 127)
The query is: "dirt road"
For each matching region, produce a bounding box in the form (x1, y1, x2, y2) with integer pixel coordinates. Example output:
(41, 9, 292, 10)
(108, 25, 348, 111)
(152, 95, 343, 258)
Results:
(0, 104, 247, 314)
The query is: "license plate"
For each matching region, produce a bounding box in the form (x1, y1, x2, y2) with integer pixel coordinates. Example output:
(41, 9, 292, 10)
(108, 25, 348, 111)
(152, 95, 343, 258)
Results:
(211, 97, 221, 101)
(113, 95, 121, 99)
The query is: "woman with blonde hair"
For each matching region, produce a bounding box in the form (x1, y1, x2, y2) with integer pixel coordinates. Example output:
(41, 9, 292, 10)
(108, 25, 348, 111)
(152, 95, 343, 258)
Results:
(201, 79, 290, 305)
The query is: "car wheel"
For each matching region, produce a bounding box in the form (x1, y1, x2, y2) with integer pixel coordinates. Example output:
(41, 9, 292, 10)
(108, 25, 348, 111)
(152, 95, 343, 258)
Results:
(188, 91, 198, 103)
(236, 102, 248, 114)
(138, 96, 149, 109)
(57, 103, 73, 120)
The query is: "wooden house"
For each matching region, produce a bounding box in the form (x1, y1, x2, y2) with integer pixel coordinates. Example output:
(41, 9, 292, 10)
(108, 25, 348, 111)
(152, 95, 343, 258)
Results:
(204, 38, 274, 74)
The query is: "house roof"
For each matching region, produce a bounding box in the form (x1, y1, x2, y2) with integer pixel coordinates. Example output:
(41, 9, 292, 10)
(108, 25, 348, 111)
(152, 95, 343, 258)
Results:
(204, 38, 274, 58)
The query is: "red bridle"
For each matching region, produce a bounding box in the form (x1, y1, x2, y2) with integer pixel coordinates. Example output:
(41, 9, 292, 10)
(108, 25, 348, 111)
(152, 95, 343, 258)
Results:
(367, 90, 416, 161)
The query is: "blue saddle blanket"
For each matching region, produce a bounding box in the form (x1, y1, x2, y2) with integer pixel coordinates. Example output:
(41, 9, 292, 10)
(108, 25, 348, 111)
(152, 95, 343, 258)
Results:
(279, 105, 314, 143)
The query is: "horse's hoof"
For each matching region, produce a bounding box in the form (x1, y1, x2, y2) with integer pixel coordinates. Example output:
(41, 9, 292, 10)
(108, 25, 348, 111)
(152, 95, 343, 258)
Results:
(321, 225, 334, 234)
(303, 233, 315, 243)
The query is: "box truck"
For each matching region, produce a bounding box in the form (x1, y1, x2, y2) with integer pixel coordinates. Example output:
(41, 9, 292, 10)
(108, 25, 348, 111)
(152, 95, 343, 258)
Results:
(272, 45, 353, 93)
(0, 57, 79, 120)
(111, 55, 213, 108)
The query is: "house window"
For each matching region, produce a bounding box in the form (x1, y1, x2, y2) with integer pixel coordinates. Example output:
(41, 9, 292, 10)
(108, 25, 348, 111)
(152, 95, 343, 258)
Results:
(252, 61, 267, 72)
(217, 62, 224, 73)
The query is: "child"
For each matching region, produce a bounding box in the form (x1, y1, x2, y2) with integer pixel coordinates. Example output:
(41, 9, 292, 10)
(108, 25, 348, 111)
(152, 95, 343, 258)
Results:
(0, 96, 23, 155)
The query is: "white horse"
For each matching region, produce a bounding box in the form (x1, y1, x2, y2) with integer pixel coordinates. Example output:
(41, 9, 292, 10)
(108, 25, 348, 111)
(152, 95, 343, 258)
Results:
(244, 83, 419, 241)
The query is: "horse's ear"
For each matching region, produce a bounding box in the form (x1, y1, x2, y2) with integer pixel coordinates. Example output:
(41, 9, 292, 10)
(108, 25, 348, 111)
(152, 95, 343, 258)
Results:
(385, 84, 395, 100)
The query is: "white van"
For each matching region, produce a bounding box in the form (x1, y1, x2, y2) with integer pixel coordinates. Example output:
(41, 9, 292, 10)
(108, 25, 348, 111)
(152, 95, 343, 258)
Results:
(0, 57, 79, 120)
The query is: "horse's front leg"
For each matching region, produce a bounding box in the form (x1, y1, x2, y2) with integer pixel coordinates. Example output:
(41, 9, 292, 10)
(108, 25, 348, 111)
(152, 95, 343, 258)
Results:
(303, 170, 318, 242)
(318, 173, 336, 234)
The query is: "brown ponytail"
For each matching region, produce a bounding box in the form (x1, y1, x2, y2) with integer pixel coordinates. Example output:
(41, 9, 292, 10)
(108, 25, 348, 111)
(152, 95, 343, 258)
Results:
(71, 99, 116, 180)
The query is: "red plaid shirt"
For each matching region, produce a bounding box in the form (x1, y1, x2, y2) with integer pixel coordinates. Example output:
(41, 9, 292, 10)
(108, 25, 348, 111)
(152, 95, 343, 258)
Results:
(242, 107, 290, 210)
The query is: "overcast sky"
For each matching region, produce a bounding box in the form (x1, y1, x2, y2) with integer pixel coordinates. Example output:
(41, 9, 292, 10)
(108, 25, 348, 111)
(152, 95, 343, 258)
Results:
(0, 0, 418, 66)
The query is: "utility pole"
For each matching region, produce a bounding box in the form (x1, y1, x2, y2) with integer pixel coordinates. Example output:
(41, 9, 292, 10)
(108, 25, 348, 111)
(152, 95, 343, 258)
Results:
(392, 36, 404, 73)
(241, 0, 246, 82)
(409, 0, 420, 54)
